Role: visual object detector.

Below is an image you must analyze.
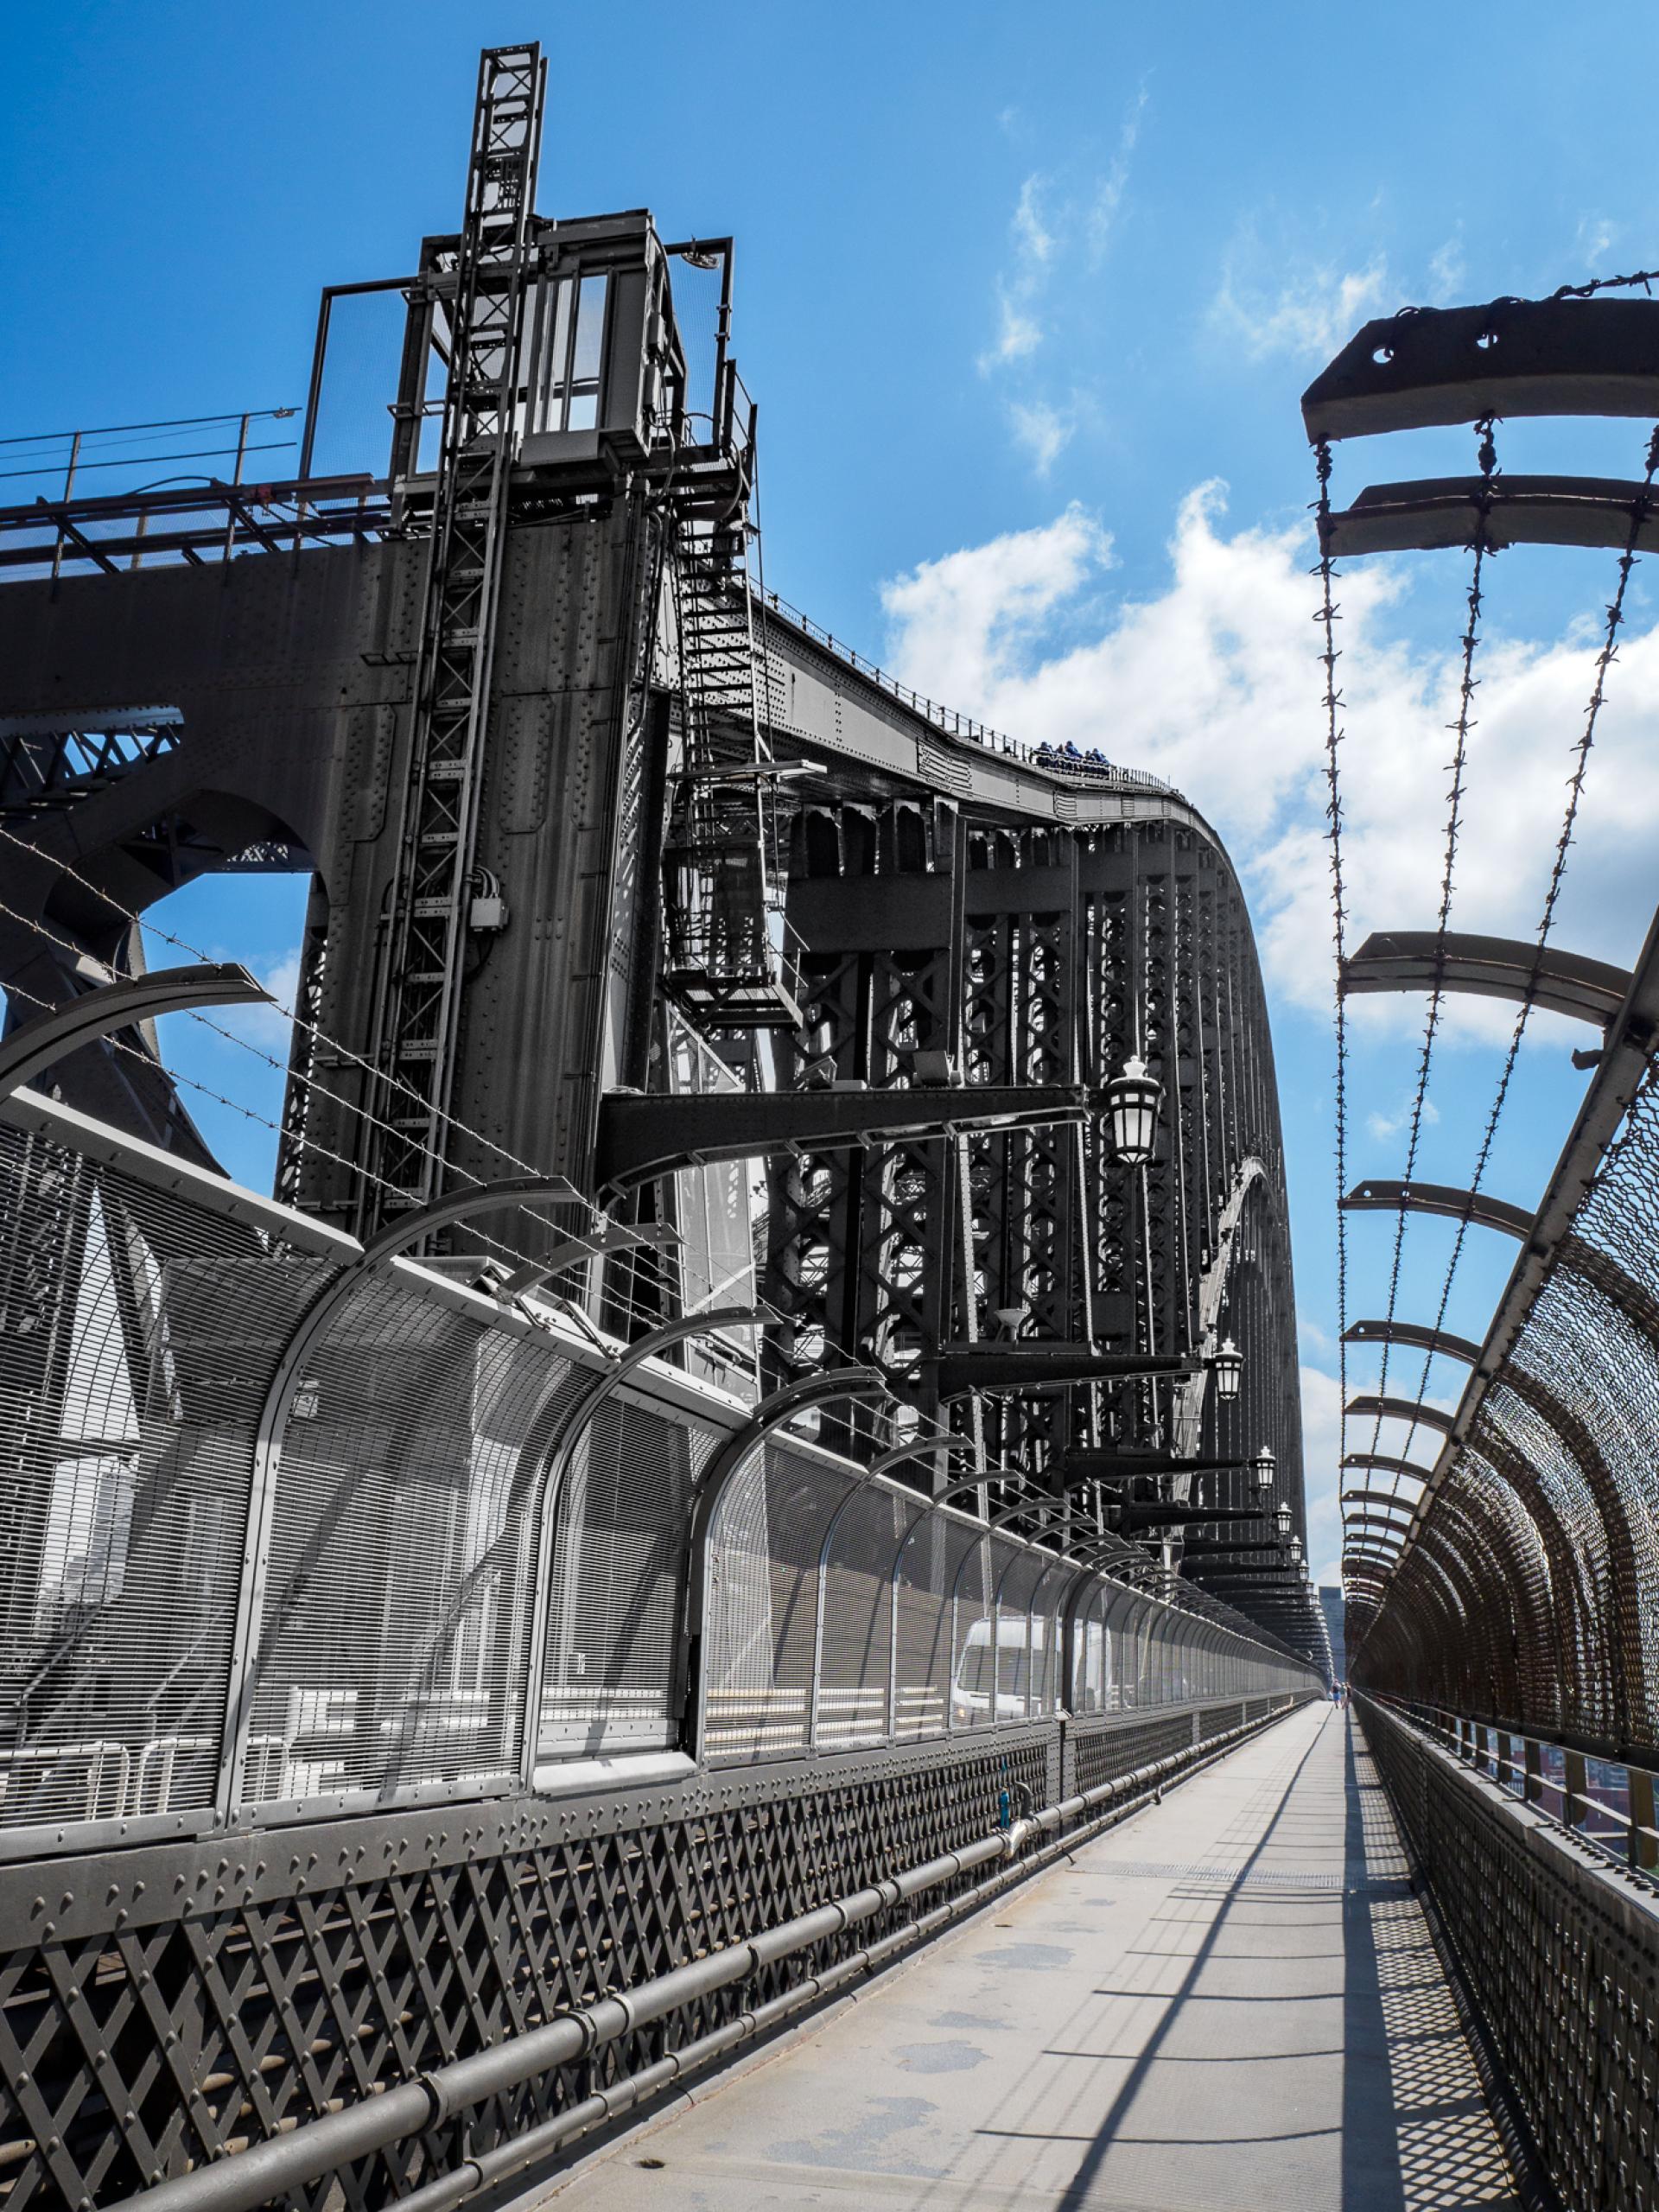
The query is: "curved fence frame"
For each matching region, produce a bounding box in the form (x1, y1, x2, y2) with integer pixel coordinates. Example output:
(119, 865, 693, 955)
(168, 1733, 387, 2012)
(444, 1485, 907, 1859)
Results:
(0, 1084, 1316, 1861)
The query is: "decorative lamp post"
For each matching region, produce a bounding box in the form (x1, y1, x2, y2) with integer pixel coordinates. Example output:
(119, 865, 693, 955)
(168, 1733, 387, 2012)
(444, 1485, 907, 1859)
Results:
(1104, 1055, 1161, 1167)
(1275, 1500, 1294, 1539)
(1252, 1446, 1275, 1496)
(1211, 1336, 1243, 1402)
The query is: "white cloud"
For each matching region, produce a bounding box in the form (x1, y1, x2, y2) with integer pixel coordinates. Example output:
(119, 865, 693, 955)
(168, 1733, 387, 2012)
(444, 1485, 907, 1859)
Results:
(983, 289, 1043, 369)
(1087, 86, 1147, 260)
(1427, 234, 1465, 302)
(1012, 175, 1055, 267)
(880, 504, 1109, 706)
(1365, 1096, 1440, 1142)
(980, 177, 1055, 372)
(1008, 399, 1073, 475)
(980, 97, 1147, 459)
(879, 486, 1659, 1020)
(1575, 213, 1618, 268)
(1212, 251, 1393, 362)
(188, 944, 302, 1056)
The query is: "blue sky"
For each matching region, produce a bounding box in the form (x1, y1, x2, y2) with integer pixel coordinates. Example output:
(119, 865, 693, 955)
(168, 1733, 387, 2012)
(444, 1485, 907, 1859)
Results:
(7, 0, 1659, 1583)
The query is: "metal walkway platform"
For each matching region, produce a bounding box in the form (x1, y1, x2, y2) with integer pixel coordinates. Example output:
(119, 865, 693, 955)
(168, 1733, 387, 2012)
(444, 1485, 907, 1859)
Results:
(549, 1708, 1519, 2210)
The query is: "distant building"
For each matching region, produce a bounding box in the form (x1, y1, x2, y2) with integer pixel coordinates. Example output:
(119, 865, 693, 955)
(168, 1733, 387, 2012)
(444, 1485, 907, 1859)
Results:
(1319, 1586, 1345, 1681)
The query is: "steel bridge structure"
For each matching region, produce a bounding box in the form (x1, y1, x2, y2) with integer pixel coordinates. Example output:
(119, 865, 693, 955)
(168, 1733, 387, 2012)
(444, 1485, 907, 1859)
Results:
(0, 38, 1655, 2212)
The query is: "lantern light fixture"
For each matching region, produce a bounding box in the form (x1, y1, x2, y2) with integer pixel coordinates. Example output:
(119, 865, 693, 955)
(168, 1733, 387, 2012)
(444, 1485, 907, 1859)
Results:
(1252, 1446, 1275, 1496)
(1211, 1336, 1243, 1402)
(1275, 1500, 1294, 1539)
(1104, 1055, 1161, 1167)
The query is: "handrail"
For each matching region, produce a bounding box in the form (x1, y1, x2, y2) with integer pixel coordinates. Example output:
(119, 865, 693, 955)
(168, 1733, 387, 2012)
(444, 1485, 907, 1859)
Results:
(757, 588, 1179, 797)
(1370, 1694, 1659, 1879)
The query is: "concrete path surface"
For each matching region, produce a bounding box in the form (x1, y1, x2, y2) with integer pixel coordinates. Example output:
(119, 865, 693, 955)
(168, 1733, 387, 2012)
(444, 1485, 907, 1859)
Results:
(548, 1708, 1519, 2210)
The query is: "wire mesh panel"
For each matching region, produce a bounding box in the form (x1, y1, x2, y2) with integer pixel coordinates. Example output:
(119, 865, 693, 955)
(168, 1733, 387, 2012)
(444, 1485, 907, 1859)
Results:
(1071, 1586, 1111, 1713)
(950, 1533, 1000, 1731)
(991, 1549, 1049, 1721)
(242, 1272, 580, 1807)
(1357, 1069, 1659, 1758)
(703, 1440, 849, 1762)
(815, 1480, 909, 1749)
(1027, 1560, 1067, 1716)
(891, 1507, 967, 1738)
(539, 1397, 715, 1757)
(0, 1117, 340, 1836)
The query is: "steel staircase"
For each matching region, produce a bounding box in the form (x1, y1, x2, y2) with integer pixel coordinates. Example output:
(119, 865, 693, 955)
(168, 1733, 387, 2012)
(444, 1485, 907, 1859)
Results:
(661, 522, 802, 1031)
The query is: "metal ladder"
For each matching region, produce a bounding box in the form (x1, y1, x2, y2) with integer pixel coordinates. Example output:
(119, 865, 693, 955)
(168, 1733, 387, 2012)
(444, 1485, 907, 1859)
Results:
(355, 44, 546, 1229)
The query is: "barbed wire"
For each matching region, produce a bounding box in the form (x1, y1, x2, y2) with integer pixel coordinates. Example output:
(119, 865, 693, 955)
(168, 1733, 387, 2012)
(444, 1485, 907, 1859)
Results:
(1359, 419, 1500, 1512)
(1549, 267, 1659, 301)
(1313, 441, 1353, 1543)
(0, 816, 553, 1201)
(0, 880, 586, 1252)
(1395, 422, 1659, 1470)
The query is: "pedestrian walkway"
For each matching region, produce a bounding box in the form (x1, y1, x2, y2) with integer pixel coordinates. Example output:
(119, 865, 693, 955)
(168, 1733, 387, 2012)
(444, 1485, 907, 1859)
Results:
(550, 1708, 1520, 2209)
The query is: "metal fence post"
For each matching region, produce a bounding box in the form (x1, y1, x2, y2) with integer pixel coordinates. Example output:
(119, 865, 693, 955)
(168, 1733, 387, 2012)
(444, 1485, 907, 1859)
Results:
(1626, 1763, 1657, 1871)
(1562, 1746, 1589, 1834)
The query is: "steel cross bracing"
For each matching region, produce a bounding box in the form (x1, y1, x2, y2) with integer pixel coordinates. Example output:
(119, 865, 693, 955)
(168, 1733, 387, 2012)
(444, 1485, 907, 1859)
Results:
(357, 45, 547, 1228)
(760, 796, 1311, 1662)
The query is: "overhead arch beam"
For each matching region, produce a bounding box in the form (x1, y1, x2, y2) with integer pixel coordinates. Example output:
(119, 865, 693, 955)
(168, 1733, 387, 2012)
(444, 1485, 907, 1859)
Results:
(1338, 930, 1631, 1030)
(1344, 1544, 1405, 1572)
(1341, 1489, 1418, 1516)
(1344, 1395, 1456, 1436)
(1301, 296, 1659, 442)
(1342, 1452, 1433, 1485)
(0, 961, 269, 1102)
(1344, 1518, 1410, 1546)
(1341, 1180, 1534, 1242)
(1344, 1319, 1483, 1366)
(1319, 477, 1659, 561)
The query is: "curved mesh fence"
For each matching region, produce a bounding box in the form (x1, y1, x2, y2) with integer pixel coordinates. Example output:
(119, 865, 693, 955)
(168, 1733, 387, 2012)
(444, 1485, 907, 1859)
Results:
(701, 1448, 1314, 1766)
(0, 1114, 343, 1833)
(539, 1398, 718, 1758)
(0, 1093, 1316, 1842)
(1355, 1070, 1659, 1761)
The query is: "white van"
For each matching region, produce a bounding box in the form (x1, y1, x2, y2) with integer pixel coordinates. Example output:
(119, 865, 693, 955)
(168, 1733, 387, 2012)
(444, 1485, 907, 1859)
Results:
(951, 1615, 1052, 1725)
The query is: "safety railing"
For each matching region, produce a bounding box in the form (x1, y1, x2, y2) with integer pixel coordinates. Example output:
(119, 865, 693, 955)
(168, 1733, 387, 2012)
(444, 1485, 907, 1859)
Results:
(1378, 1695, 1659, 1878)
(756, 588, 1179, 796)
(1358, 1694, 1659, 2212)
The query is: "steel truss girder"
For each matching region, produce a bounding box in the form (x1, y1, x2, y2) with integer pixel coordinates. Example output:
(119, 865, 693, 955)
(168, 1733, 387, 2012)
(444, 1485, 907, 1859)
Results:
(760, 797, 1309, 1662)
